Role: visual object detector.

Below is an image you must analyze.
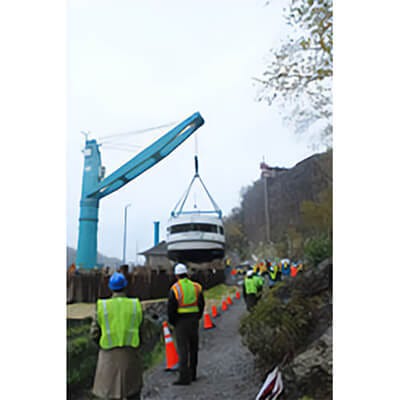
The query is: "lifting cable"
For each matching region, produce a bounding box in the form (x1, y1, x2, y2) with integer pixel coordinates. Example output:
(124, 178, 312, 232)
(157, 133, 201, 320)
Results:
(172, 153, 221, 217)
(98, 121, 177, 144)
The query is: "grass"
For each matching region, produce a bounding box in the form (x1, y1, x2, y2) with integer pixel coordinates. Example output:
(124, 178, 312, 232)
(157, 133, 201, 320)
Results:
(203, 283, 238, 301)
(142, 339, 165, 371)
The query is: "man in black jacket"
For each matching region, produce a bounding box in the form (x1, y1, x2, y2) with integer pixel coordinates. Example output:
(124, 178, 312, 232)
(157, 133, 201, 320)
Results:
(168, 263, 205, 385)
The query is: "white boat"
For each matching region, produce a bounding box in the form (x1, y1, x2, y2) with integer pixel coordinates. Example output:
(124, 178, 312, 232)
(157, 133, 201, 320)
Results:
(166, 212, 225, 263)
(166, 155, 225, 263)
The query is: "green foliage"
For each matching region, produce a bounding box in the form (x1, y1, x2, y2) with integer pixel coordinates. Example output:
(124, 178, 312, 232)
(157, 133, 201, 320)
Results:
(67, 321, 98, 389)
(304, 234, 332, 266)
(224, 207, 249, 259)
(203, 284, 237, 301)
(142, 339, 165, 371)
(257, 0, 333, 147)
(239, 290, 319, 369)
(300, 187, 332, 236)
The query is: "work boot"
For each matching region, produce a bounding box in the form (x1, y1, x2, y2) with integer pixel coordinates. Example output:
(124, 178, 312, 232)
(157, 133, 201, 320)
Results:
(172, 379, 191, 386)
(173, 371, 191, 385)
(191, 367, 197, 382)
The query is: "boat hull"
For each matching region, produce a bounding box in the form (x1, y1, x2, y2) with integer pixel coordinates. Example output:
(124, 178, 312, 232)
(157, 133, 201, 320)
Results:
(167, 247, 225, 263)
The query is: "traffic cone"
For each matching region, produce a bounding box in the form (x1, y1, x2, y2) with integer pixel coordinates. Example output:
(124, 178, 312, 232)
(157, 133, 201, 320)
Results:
(211, 304, 219, 318)
(221, 300, 228, 311)
(203, 311, 215, 329)
(227, 296, 233, 305)
(162, 321, 179, 371)
(235, 291, 241, 300)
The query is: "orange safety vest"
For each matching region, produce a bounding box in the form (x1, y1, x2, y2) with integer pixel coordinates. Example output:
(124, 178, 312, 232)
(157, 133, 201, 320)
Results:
(290, 265, 298, 277)
(171, 278, 202, 313)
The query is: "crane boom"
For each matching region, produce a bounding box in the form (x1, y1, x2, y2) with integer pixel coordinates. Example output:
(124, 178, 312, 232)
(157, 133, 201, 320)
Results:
(76, 112, 204, 269)
(88, 112, 204, 199)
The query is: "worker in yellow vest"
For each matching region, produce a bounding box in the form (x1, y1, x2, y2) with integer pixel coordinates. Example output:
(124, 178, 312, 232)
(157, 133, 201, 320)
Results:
(168, 263, 205, 385)
(90, 272, 143, 400)
(268, 263, 279, 288)
(243, 270, 264, 311)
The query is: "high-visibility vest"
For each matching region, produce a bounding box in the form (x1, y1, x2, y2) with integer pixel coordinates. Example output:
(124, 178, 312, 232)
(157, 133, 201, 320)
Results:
(244, 277, 258, 294)
(97, 297, 142, 350)
(172, 278, 202, 314)
(269, 265, 278, 281)
(290, 265, 298, 277)
(255, 275, 264, 289)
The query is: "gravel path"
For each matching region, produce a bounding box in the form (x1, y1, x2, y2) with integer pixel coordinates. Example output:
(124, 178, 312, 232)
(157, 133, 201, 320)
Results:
(142, 299, 263, 400)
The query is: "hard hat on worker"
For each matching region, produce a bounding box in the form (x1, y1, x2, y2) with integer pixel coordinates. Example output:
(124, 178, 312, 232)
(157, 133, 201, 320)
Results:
(174, 263, 188, 275)
(246, 270, 253, 277)
(108, 272, 128, 291)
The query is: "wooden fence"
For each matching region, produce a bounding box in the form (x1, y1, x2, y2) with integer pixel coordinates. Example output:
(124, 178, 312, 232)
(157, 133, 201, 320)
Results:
(67, 267, 225, 303)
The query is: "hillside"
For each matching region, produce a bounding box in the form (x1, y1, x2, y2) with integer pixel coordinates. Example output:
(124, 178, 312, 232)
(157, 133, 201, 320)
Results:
(246, 150, 332, 242)
(66, 246, 122, 268)
(224, 150, 332, 258)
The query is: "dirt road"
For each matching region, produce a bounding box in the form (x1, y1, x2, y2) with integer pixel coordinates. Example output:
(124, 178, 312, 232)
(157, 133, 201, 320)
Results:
(142, 299, 262, 400)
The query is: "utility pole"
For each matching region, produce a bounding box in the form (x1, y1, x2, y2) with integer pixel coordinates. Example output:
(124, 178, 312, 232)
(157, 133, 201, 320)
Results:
(260, 157, 272, 244)
(123, 203, 131, 264)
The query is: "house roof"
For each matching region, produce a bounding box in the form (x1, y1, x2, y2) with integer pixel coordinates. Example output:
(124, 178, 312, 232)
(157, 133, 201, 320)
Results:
(139, 240, 168, 256)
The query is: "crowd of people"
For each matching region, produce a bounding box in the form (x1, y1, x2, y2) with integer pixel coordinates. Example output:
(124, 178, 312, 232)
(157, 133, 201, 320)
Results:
(233, 258, 304, 311)
(231, 258, 304, 285)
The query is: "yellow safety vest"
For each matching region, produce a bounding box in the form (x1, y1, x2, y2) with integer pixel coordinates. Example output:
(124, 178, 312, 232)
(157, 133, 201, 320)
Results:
(172, 278, 202, 314)
(269, 265, 278, 280)
(97, 297, 142, 350)
(244, 277, 258, 294)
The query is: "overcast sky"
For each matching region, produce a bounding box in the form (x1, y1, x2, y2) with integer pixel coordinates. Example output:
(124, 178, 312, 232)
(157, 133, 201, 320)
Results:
(67, 0, 317, 263)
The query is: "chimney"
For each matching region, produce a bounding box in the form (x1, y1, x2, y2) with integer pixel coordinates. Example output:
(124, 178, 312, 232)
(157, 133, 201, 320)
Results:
(153, 221, 160, 246)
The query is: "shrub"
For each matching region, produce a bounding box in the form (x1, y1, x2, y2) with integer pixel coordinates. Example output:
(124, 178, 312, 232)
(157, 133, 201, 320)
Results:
(67, 319, 98, 391)
(239, 289, 319, 370)
(304, 234, 332, 267)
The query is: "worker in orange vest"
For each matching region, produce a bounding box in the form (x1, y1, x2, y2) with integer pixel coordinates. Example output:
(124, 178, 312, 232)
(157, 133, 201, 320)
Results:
(290, 262, 298, 277)
(168, 263, 205, 385)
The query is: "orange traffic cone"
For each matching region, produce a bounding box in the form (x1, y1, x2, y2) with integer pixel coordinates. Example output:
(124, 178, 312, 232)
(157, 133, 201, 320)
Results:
(211, 304, 219, 318)
(203, 312, 215, 329)
(221, 300, 228, 311)
(227, 296, 233, 305)
(235, 291, 241, 300)
(162, 321, 179, 371)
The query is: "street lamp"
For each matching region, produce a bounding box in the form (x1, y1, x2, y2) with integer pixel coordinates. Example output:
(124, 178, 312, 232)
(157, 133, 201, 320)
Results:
(123, 203, 131, 264)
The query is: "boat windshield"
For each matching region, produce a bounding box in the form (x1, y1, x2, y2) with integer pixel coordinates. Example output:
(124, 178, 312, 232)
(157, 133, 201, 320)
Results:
(169, 223, 223, 234)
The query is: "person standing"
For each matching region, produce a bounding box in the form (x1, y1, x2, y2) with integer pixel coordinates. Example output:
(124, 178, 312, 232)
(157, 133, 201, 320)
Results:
(168, 263, 205, 385)
(91, 272, 144, 400)
(268, 263, 279, 288)
(243, 270, 263, 311)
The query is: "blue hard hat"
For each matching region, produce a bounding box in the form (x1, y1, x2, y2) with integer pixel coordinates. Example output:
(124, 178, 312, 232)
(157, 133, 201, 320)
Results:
(109, 272, 128, 291)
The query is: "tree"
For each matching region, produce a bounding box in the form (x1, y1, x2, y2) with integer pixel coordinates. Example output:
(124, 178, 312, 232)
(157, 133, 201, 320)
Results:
(223, 207, 249, 259)
(255, 0, 333, 147)
(300, 186, 332, 236)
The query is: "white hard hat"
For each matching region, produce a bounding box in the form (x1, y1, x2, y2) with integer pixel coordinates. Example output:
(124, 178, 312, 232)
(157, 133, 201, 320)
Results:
(174, 263, 188, 275)
(246, 270, 253, 277)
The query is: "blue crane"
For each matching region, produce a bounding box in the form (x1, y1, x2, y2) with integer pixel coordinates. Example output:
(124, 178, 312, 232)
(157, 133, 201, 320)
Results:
(76, 112, 204, 269)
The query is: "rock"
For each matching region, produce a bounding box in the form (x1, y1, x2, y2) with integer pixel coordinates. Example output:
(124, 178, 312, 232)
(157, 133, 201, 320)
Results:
(291, 327, 332, 377)
(283, 327, 332, 400)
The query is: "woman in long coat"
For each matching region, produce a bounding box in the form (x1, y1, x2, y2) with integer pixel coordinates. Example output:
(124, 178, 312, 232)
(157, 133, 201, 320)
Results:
(90, 272, 143, 400)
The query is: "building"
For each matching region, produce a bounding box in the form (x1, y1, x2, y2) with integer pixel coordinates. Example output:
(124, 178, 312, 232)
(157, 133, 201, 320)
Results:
(139, 240, 172, 270)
